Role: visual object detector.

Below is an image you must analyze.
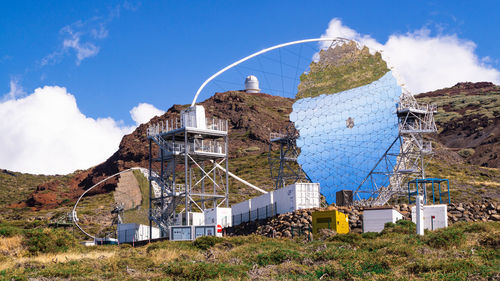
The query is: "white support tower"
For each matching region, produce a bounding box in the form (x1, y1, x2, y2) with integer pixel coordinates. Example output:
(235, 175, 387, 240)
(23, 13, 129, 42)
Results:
(147, 106, 229, 236)
(354, 91, 437, 206)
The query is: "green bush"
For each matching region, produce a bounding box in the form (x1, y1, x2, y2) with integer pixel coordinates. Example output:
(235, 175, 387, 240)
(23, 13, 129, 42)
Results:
(164, 262, 248, 281)
(361, 260, 390, 274)
(425, 228, 465, 249)
(256, 248, 301, 266)
(458, 148, 475, 158)
(361, 232, 379, 239)
(381, 220, 416, 235)
(329, 233, 361, 244)
(23, 228, 77, 255)
(462, 223, 489, 233)
(192, 236, 223, 250)
(0, 225, 22, 237)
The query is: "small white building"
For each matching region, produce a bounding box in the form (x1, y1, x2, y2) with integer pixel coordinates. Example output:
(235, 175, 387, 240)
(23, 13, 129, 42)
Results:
(204, 207, 232, 228)
(117, 223, 160, 243)
(245, 75, 260, 93)
(363, 207, 403, 233)
(181, 105, 206, 129)
(411, 204, 448, 231)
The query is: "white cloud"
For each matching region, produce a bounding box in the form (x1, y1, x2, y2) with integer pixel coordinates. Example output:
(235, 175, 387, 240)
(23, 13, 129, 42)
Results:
(0, 86, 138, 175)
(62, 27, 100, 65)
(320, 18, 500, 93)
(130, 103, 165, 126)
(2, 78, 26, 101)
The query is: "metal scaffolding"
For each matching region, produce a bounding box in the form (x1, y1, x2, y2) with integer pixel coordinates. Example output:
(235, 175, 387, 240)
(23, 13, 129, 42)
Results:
(269, 123, 310, 190)
(354, 91, 438, 206)
(146, 116, 229, 236)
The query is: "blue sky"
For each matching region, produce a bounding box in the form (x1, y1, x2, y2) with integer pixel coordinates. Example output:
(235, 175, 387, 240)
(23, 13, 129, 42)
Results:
(1, 0, 499, 123)
(1, 0, 500, 174)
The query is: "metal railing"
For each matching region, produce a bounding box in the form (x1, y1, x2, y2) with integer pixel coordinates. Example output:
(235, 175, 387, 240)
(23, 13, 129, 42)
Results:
(270, 132, 287, 140)
(154, 139, 226, 155)
(147, 117, 228, 137)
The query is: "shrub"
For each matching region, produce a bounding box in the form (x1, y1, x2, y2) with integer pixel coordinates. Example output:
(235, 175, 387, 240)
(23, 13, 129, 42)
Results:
(479, 233, 500, 249)
(458, 148, 475, 158)
(256, 248, 301, 266)
(381, 220, 416, 235)
(23, 228, 77, 255)
(361, 260, 390, 274)
(192, 236, 223, 251)
(328, 233, 361, 244)
(361, 232, 379, 239)
(0, 225, 22, 237)
(164, 262, 248, 280)
(425, 228, 465, 249)
(462, 223, 489, 233)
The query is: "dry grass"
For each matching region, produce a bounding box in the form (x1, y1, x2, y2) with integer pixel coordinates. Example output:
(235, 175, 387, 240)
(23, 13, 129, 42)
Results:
(0, 250, 115, 271)
(0, 235, 23, 256)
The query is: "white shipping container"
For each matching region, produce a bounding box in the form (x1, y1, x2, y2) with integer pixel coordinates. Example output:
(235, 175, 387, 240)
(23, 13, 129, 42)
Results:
(411, 204, 448, 231)
(363, 208, 403, 233)
(117, 223, 160, 243)
(274, 183, 320, 214)
(204, 207, 232, 228)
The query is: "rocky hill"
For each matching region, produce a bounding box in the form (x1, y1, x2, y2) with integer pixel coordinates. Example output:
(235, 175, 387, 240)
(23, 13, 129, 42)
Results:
(3, 82, 500, 211)
(7, 91, 293, 209)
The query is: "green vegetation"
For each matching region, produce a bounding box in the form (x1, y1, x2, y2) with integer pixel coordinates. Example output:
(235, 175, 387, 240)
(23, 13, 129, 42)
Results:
(296, 41, 389, 99)
(0, 170, 68, 207)
(417, 90, 500, 134)
(192, 235, 223, 250)
(0, 221, 497, 280)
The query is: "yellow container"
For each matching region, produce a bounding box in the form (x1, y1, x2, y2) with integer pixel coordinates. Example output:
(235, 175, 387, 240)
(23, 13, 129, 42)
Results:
(312, 210, 349, 234)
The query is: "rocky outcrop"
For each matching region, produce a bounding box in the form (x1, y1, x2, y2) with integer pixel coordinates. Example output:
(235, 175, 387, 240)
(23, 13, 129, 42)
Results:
(226, 199, 499, 237)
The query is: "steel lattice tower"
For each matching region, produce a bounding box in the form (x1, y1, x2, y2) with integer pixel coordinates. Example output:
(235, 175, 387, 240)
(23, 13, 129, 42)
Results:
(147, 113, 229, 236)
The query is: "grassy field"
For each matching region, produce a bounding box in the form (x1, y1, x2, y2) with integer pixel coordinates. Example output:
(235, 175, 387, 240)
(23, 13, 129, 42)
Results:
(0, 220, 498, 280)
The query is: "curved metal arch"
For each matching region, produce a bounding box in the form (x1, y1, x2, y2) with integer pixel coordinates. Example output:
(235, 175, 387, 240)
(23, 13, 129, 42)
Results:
(191, 37, 355, 106)
(72, 167, 147, 240)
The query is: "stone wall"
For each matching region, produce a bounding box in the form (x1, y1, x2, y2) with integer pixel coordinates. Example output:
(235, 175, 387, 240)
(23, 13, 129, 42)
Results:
(225, 199, 499, 238)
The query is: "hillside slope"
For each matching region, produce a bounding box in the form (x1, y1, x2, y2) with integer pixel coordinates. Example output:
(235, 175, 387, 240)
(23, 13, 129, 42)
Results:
(8, 91, 293, 209)
(2, 82, 500, 211)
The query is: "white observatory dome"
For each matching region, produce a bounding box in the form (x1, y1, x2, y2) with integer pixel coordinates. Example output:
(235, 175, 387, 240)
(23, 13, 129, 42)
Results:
(245, 75, 260, 93)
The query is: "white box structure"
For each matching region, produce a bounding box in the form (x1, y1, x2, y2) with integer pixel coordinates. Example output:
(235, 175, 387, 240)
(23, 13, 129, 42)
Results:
(363, 208, 403, 233)
(204, 207, 232, 228)
(232, 200, 251, 224)
(250, 192, 274, 220)
(411, 204, 448, 231)
(117, 223, 160, 243)
(273, 183, 320, 215)
(170, 225, 222, 241)
(173, 212, 205, 226)
(181, 105, 206, 129)
(231, 183, 320, 226)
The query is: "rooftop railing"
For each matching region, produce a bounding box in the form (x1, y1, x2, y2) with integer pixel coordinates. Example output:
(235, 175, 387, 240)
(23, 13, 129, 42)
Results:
(147, 116, 228, 137)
